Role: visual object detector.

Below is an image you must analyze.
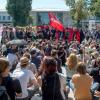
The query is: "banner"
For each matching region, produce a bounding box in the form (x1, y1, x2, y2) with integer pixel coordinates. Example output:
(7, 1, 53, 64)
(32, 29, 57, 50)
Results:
(48, 12, 64, 32)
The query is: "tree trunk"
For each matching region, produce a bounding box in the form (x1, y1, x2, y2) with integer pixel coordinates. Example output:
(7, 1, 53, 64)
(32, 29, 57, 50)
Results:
(77, 20, 80, 28)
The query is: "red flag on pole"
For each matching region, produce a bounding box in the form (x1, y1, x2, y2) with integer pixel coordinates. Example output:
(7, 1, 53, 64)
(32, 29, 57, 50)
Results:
(48, 12, 64, 32)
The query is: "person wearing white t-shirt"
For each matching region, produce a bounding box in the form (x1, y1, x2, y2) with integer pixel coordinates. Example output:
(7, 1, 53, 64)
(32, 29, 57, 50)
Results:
(12, 57, 39, 100)
(7, 53, 18, 69)
(7, 45, 18, 70)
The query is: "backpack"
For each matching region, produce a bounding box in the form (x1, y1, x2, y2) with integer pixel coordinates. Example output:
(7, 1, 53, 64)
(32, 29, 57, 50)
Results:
(0, 86, 10, 100)
(42, 73, 64, 100)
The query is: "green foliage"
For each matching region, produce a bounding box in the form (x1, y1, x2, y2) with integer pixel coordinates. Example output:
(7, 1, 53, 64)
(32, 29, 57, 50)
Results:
(66, 0, 89, 27)
(66, 0, 75, 7)
(90, 0, 100, 17)
(27, 15, 33, 25)
(6, 0, 32, 26)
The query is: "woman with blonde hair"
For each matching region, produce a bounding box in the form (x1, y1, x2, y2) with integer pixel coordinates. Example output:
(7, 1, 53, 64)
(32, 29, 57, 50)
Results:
(66, 53, 78, 89)
(72, 62, 93, 100)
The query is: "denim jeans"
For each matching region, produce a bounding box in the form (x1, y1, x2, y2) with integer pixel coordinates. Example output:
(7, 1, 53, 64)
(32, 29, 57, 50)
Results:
(66, 77, 74, 90)
(91, 82, 100, 100)
(91, 82, 100, 92)
(69, 80, 74, 91)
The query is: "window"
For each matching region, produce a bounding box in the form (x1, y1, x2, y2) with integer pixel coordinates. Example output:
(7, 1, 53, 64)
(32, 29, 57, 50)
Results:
(37, 12, 49, 25)
(57, 12, 63, 23)
(3, 16, 5, 20)
(8, 16, 11, 20)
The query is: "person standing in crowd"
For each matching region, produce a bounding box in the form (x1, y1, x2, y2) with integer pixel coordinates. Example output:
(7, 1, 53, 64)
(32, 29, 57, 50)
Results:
(42, 28, 47, 39)
(51, 27, 56, 40)
(25, 27, 33, 41)
(72, 62, 93, 100)
(12, 57, 39, 100)
(19, 28, 24, 39)
(1, 27, 9, 43)
(9, 27, 15, 40)
(0, 58, 22, 100)
(15, 27, 22, 39)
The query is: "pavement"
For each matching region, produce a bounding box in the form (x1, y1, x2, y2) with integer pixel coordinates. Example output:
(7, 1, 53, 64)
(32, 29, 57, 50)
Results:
(31, 90, 75, 100)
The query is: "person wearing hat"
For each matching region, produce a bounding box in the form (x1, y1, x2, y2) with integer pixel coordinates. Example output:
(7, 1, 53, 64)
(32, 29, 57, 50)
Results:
(16, 53, 37, 75)
(12, 57, 39, 100)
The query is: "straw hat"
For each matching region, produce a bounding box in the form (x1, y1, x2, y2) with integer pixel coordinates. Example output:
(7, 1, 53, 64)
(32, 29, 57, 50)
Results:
(20, 57, 29, 66)
(91, 52, 99, 59)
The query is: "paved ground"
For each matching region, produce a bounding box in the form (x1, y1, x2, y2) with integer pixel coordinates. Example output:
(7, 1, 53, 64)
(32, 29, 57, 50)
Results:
(31, 90, 75, 100)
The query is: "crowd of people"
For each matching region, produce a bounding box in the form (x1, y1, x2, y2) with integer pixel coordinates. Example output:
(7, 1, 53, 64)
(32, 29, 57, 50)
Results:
(0, 25, 100, 100)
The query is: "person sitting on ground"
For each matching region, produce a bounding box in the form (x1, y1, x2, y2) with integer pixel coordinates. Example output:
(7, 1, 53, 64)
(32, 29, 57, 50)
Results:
(12, 57, 39, 100)
(16, 53, 37, 75)
(90, 57, 100, 99)
(66, 53, 77, 88)
(38, 57, 69, 100)
(51, 49, 62, 73)
(72, 62, 93, 100)
(0, 58, 22, 100)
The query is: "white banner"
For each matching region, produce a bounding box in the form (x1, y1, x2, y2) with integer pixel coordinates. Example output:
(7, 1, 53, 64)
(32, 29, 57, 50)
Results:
(89, 20, 96, 31)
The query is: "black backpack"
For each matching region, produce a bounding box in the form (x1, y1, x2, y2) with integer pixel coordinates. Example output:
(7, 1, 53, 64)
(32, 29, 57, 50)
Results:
(42, 73, 64, 100)
(0, 86, 10, 100)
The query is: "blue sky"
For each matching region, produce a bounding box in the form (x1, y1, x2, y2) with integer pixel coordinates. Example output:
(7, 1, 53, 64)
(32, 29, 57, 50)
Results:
(0, 0, 7, 10)
(0, 0, 69, 11)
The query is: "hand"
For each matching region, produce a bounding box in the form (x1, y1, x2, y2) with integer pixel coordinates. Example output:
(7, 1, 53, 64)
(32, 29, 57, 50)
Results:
(94, 91, 100, 97)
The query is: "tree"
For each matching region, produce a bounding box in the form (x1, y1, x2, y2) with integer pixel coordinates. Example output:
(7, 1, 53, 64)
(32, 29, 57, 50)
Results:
(90, 0, 100, 17)
(66, 0, 75, 7)
(66, 0, 89, 27)
(27, 15, 33, 25)
(6, 0, 32, 26)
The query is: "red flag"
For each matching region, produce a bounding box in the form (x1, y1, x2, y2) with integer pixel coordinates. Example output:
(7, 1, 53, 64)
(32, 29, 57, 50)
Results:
(74, 29, 80, 43)
(67, 28, 74, 43)
(55, 31, 59, 43)
(76, 30, 80, 43)
(48, 12, 64, 32)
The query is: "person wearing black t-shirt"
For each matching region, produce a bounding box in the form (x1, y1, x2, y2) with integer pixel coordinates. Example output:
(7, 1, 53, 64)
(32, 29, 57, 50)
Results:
(0, 58, 22, 100)
(90, 57, 100, 99)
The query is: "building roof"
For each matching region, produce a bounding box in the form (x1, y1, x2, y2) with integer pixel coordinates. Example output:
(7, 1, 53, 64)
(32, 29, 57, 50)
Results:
(0, 0, 69, 12)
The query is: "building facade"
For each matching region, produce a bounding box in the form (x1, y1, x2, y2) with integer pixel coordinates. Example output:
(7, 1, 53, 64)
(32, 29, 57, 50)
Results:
(31, 11, 73, 27)
(0, 0, 73, 27)
(0, 10, 12, 26)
